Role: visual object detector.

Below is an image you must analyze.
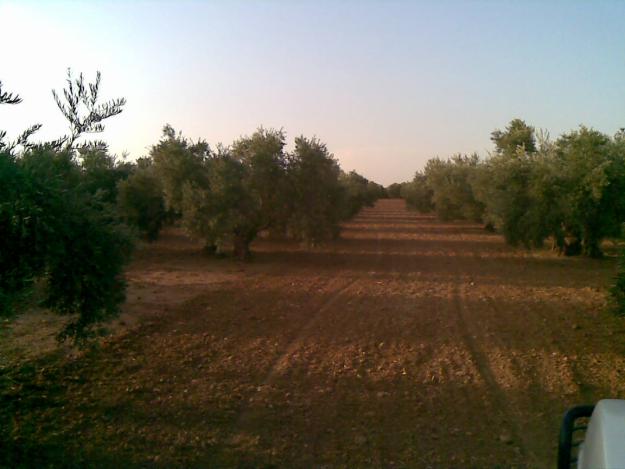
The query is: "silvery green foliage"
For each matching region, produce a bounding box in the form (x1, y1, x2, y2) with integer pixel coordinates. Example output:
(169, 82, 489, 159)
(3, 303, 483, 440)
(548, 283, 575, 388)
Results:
(0, 80, 42, 152)
(52, 69, 126, 149)
(0, 73, 132, 342)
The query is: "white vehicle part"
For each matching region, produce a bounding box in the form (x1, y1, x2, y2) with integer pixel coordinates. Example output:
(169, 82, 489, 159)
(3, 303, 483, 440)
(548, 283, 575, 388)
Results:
(578, 399, 625, 469)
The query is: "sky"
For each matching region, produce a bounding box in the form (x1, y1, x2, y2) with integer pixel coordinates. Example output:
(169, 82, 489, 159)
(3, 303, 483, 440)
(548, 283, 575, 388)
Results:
(0, 0, 624, 185)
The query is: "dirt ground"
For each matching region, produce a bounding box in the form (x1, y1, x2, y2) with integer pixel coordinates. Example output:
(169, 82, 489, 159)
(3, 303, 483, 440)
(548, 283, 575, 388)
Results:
(2, 198, 625, 468)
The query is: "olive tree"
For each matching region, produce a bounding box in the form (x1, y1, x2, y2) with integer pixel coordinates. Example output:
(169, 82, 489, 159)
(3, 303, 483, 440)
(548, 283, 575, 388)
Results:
(0, 73, 132, 341)
(117, 163, 166, 241)
(179, 128, 288, 259)
(286, 136, 343, 244)
(151, 125, 211, 215)
(400, 172, 433, 213)
(553, 127, 625, 257)
(424, 154, 484, 222)
(339, 170, 380, 218)
(490, 118, 537, 157)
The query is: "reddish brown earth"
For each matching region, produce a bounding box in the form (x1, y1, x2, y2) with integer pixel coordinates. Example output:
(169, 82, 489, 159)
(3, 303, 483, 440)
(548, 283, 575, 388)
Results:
(3, 198, 625, 468)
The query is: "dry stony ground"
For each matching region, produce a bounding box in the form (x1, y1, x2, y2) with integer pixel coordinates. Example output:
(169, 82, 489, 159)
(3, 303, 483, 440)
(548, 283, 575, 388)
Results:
(1, 198, 624, 468)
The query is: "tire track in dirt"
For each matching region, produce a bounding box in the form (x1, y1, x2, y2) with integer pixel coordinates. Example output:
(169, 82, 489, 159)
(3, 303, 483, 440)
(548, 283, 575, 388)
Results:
(232, 218, 387, 432)
(517, 296, 598, 404)
(11, 200, 623, 468)
(452, 279, 530, 462)
(450, 244, 589, 466)
(482, 248, 602, 446)
(445, 240, 538, 465)
(477, 293, 575, 463)
(235, 277, 358, 398)
(124, 202, 587, 466)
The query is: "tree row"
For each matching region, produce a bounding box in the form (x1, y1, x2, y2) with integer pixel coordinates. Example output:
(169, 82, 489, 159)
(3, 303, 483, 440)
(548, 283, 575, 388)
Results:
(0, 72, 384, 340)
(394, 119, 625, 258)
(390, 119, 625, 314)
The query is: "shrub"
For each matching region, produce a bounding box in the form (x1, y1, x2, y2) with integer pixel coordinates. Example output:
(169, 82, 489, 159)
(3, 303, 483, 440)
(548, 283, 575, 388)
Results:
(176, 130, 385, 257)
(400, 172, 433, 212)
(117, 165, 166, 241)
(339, 171, 381, 219)
(386, 182, 402, 198)
(79, 142, 133, 204)
(424, 154, 484, 222)
(0, 72, 132, 341)
(286, 136, 344, 244)
(179, 128, 289, 259)
(151, 125, 210, 215)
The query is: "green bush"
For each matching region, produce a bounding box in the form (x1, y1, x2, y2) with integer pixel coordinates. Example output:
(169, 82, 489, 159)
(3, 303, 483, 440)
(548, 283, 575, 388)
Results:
(386, 182, 402, 198)
(400, 172, 433, 212)
(286, 136, 344, 244)
(397, 119, 625, 257)
(178, 128, 289, 259)
(117, 165, 166, 241)
(0, 146, 134, 340)
(339, 171, 381, 219)
(151, 124, 212, 216)
(424, 154, 484, 222)
(0, 151, 47, 314)
(0, 72, 133, 341)
(171, 129, 385, 258)
(79, 142, 133, 204)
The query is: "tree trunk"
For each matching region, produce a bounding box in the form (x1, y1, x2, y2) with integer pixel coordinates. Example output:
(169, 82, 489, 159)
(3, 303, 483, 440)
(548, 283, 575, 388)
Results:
(563, 237, 582, 256)
(552, 231, 565, 254)
(582, 226, 603, 258)
(582, 239, 603, 258)
(233, 234, 251, 260)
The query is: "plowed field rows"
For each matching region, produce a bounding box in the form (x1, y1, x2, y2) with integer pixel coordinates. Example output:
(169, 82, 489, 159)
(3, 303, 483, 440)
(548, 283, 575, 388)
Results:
(4, 199, 625, 468)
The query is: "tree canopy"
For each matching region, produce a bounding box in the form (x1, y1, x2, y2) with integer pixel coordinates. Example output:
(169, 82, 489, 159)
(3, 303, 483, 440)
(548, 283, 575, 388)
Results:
(1, 73, 132, 341)
(396, 118, 625, 258)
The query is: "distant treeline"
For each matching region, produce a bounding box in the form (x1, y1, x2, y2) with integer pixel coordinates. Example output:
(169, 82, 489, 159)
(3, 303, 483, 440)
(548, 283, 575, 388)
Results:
(0, 72, 385, 340)
(390, 119, 625, 258)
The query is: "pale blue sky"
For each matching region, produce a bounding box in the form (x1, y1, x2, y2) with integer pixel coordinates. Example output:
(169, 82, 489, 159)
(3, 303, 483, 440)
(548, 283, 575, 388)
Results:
(1, 0, 624, 185)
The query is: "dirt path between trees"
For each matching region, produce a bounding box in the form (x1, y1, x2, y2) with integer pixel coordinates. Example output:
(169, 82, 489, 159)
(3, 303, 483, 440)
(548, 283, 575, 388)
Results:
(4, 199, 625, 468)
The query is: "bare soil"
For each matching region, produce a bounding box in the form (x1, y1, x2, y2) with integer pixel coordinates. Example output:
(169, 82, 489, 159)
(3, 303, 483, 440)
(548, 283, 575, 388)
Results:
(2, 199, 624, 468)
